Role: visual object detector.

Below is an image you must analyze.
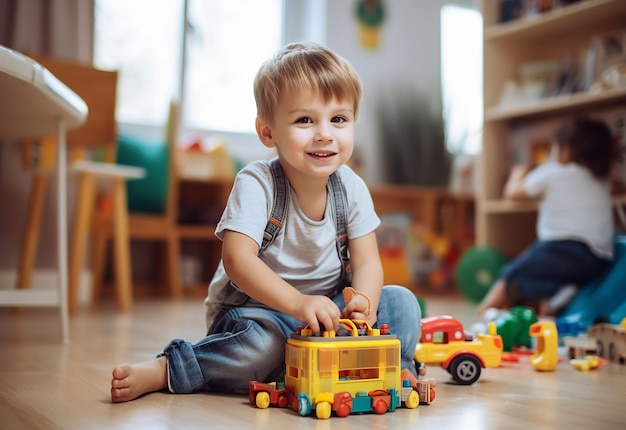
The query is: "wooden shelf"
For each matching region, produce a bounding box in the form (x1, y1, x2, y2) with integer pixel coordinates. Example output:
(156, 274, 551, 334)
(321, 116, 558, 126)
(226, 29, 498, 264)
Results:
(479, 199, 539, 214)
(484, 0, 626, 43)
(174, 177, 232, 294)
(178, 224, 220, 240)
(481, 194, 626, 215)
(485, 87, 626, 123)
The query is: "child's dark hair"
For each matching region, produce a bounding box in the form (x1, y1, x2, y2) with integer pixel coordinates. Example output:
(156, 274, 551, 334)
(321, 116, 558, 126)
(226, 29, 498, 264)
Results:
(555, 117, 614, 179)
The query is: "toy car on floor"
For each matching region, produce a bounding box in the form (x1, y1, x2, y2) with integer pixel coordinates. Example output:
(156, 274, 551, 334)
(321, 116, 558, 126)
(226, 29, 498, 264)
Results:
(414, 315, 503, 384)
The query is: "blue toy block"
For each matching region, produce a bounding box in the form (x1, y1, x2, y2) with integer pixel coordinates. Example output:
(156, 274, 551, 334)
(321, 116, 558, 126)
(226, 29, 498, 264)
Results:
(558, 235, 626, 329)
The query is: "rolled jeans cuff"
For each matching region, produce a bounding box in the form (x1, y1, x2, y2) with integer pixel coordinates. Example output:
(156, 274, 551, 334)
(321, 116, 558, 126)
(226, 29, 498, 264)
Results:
(161, 339, 205, 394)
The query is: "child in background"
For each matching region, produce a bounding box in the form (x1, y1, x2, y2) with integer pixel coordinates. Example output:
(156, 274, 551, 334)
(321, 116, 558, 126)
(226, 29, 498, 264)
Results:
(478, 117, 616, 317)
(111, 42, 425, 403)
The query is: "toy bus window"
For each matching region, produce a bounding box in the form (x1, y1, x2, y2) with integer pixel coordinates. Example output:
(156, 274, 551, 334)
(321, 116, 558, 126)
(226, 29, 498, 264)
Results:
(285, 344, 300, 378)
(318, 349, 334, 378)
(338, 348, 380, 380)
(432, 331, 447, 344)
(385, 345, 399, 368)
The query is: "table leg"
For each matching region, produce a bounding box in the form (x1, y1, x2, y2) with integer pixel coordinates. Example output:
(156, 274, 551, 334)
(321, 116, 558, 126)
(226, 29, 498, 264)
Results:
(57, 119, 70, 343)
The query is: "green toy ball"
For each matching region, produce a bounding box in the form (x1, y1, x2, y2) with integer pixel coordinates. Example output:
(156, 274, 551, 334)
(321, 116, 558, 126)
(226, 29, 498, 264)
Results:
(455, 246, 508, 302)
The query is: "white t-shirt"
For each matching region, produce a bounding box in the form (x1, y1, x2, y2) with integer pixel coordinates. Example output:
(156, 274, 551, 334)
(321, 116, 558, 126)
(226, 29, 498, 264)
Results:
(523, 161, 613, 259)
(204, 159, 381, 331)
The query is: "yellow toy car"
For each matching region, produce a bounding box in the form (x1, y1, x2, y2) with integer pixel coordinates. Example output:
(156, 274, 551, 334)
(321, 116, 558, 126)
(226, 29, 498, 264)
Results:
(414, 315, 503, 384)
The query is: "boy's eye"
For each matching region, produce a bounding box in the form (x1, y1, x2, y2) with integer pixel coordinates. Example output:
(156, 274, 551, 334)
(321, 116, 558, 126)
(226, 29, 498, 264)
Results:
(331, 116, 347, 123)
(295, 117, 312, 124)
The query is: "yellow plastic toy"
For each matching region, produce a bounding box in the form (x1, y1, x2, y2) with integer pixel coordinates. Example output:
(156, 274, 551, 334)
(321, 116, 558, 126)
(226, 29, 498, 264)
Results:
(249, 319, 434, 419)
(529, 321, 559, 371)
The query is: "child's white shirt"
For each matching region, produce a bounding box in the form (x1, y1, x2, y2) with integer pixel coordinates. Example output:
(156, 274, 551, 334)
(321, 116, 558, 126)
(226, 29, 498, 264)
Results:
(524, 161, 613, 259)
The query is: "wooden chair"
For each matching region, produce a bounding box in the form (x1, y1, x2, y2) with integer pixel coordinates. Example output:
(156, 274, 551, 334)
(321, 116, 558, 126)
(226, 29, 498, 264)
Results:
(89, 101, 183, 305)
(16, 55, 145, 313)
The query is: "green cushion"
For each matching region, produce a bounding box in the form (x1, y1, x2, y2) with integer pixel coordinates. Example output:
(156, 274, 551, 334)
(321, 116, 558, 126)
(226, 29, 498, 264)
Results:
(115, 134, 169, 214)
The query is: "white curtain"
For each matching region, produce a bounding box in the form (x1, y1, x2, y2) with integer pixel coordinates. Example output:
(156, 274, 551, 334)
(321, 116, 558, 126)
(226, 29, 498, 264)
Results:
(0, 0, 95, 271)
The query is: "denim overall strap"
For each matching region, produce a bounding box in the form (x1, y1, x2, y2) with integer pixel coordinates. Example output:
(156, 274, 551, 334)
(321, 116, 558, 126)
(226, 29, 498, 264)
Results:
(260, 158, 290, 254)
(328, 171, 352, 286)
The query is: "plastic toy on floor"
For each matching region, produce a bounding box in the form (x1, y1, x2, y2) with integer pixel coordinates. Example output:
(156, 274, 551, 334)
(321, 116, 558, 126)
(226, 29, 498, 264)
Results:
(570, 355, 608, 372)
(586, 318, 626, 364)
(414, 315, 503, 385)
(529, 321, 559, 372)
(491, 306, 538, 352)
(249, 319, 434, 420)
(558, 235, 626, 328)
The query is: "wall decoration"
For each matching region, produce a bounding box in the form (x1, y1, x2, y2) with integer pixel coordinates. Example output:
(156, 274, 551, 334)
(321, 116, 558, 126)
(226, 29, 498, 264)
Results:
(355, 0, 386, 51)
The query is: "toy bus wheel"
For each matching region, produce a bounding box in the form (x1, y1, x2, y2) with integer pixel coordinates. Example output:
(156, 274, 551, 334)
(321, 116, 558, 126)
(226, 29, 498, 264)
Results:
(404, 390, 419, 409)
(297, 393, 311, 416)
(334, 393, 353, 417)
(255, 392, 270, 409)
(277, 393, 288, 408)
(372, 398, 388, 415)
(316, 401, 332, 419)
(449, 354, 481, 385)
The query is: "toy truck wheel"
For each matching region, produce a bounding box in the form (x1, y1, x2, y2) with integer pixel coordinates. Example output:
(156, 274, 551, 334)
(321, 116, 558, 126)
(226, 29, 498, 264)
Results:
(255, 391, 270, 409)
(276, 393, 288, 408)
(297, 393, 311, 416)
(449, 354, 481, 385)
(404, 390, 419, 409)
(316, 401, 332, 419)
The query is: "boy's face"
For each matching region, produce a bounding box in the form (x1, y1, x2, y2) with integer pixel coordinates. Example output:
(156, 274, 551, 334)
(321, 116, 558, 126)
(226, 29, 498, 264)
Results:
(256, 88, 355, 181)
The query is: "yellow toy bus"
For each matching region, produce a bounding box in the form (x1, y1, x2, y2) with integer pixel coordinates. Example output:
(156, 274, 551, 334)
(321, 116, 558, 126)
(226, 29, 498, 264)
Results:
(249, 319, 434, 419)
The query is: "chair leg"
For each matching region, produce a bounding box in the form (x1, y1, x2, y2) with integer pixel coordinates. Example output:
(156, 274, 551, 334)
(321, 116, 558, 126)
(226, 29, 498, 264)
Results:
(16, 173, 49, 290)
(68, 172, 95, 313)
(167, 232, 182, 298)
(90, 226, 108, 305)
(111, 178, 132, 311)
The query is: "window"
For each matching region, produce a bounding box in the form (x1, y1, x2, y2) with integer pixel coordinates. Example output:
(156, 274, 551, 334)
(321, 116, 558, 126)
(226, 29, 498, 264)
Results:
(440, 5, 483, 155)
(94, 0, 283, 134)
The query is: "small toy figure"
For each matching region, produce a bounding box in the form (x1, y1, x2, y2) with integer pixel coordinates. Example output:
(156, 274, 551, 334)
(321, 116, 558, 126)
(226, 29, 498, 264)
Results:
(570, 355, 607, 372)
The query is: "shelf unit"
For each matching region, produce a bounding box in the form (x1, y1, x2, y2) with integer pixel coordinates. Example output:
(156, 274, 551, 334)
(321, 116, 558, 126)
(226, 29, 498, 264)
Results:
(479, 0, 626, 257)
(370, 185, 475, 251)
(176, 177, 233, 295)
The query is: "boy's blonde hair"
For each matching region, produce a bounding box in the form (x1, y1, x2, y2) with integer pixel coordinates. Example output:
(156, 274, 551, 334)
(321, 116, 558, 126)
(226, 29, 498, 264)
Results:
(253, 42, 362, 123)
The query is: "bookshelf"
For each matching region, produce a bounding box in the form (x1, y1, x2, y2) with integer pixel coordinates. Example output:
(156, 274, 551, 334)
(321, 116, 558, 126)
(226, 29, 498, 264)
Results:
(478, 0, 626, 256)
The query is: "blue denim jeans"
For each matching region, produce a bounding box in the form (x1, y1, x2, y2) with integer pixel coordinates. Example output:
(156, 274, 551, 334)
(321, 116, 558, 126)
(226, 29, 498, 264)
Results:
(501, 239, 611, 303)
(161, 285, 421, 393)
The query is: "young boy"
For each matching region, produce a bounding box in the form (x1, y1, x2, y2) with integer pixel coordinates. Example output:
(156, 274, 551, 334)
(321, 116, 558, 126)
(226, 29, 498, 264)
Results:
(111, 42, 424, 403)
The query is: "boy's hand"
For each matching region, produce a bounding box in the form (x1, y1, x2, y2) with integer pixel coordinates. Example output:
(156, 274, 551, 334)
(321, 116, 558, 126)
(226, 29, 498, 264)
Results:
(292, 294, 340, 335)
(341, 287, 373, 325)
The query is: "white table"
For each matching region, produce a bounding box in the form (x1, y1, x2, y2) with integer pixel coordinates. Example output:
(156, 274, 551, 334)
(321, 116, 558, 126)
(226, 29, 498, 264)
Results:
(0, 45, 88, 343)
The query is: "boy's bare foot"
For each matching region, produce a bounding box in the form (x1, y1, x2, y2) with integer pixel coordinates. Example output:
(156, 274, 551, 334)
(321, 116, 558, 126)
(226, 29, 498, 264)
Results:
(111, 356, 168, 403)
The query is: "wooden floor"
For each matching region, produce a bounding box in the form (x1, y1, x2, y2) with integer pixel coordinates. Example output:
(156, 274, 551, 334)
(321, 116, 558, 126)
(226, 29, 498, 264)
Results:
(1, 292, 625, 430)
